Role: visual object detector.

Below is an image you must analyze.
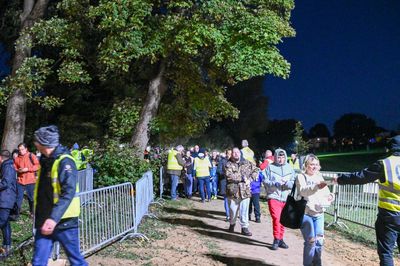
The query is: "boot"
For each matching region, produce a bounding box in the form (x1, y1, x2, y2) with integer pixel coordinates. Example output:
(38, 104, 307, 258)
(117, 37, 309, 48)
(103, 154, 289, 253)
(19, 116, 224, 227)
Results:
(0, 245, 11, 258)
(255, 217, 261, 223)
(241, 227, 252, 236)
(228, 224, 235, 233)
(271, 239, 280, 250)
(279, 239, 289, 249)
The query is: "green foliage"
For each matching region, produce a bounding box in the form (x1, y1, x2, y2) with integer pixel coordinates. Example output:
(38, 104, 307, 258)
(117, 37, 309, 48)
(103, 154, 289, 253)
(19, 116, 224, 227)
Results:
(293, 121, 310, 155)
(91, 140, 162, 189)
(108, 98, 142, 141)
(0, 56, 64, 109)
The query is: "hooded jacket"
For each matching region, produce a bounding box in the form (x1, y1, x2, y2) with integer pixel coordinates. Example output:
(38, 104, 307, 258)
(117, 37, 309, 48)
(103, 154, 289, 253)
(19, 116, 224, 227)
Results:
(263, 148, 296, 202)
(0, 159, 17, 209)
(35, 145, 79, 229)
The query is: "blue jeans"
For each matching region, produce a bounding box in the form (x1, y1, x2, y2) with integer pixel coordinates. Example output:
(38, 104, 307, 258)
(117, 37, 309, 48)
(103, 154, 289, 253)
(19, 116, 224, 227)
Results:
(17, 183, 35, 214)
(198, 177, 211, 201)
(170, 174, 179, 200)
(0, 208, 11, 245)
(249, 193, 260, 219)
(32, 227, 87, 266)
(300, 214, 324, 266)
(211, 175, 218, 196)
(375, 214, 400, 266)
(185, 174, 193, 197)
(224, 196, 229, 219)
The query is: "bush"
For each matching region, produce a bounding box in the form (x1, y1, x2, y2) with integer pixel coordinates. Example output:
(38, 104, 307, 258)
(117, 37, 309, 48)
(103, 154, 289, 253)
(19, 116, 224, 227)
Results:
(91, 140, 163, 194)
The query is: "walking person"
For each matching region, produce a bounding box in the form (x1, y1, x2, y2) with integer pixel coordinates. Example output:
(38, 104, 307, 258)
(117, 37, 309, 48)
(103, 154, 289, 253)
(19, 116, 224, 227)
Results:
(334, 135, 400, 266)
(225, 147, 259, 236)
(0, 150, 17, 257)
(194, 150, 212, 203)
(297, 154, 334, 266)
(31, 125, 87, 265)
(264, 148, 296, 250)
(210, 150, 219, 199)
(183, 150, 194, 199)
(13, 143, 40, 218)
(218, 149, 232, 221)
(249, 171, 264, 223)
(166, 145, 185, 201)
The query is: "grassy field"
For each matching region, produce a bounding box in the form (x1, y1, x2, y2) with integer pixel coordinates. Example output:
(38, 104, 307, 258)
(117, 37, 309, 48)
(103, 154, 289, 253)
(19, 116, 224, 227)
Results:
(317, 149, 387, 172)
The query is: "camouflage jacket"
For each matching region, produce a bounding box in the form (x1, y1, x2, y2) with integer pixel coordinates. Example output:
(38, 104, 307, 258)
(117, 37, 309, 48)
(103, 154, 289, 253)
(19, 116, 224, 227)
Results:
(225, 158, 259, 199)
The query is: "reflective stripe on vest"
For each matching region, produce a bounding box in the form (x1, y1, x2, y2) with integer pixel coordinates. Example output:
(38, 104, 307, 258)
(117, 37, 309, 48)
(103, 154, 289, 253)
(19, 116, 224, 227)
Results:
(379, 156, 400, 212)
(241, 147, 256, 164)
(195, 157, 210, 177)
(167, 150, 183, 171)
(34, 154, 80, 219)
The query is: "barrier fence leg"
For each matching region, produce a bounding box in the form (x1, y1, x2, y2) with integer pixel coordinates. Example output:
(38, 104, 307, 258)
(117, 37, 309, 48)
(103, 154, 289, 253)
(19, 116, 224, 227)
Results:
(327, 184, 348, 229)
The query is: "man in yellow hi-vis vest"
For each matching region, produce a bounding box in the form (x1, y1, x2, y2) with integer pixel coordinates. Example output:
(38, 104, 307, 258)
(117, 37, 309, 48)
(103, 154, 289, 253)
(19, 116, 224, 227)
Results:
(240, 139, 256, 165)
(167, 145, 185, 200)
(32, 125, 87, 266)
(335, 135, 400, 266)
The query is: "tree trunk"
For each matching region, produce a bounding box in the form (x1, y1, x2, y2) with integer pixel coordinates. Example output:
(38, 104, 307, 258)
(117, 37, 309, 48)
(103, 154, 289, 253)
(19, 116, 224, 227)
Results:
(1, 0, 49, 151)
(130, 62, 167, 157)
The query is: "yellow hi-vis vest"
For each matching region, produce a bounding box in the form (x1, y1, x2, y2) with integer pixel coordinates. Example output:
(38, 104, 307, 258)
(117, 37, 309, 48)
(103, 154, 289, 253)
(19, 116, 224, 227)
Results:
(194, 157, 211, 178)
(71, 150, 83, 170)
(167, 150, 183, 171)
(289, 158, 301, 170)
(379, 156, 400, 212)
(34, 154, 80, 219)
(241, 147, 256, 164)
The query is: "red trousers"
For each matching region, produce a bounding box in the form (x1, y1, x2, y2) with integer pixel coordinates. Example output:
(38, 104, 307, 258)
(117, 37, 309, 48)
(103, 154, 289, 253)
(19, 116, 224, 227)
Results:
(268, 199, 286, 240)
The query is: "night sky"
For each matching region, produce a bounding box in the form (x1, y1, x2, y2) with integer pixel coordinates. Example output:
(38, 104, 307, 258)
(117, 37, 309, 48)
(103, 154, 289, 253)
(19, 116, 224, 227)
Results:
(265, 0, 400, 132)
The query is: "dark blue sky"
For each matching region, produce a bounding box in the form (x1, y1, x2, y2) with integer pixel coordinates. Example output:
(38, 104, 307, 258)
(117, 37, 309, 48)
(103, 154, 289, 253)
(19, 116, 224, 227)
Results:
(264, 0, 400, 132)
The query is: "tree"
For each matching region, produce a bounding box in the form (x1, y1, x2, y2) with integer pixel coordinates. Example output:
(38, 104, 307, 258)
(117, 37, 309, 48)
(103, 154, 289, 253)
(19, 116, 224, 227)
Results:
(333, 113, 378, 147)
(2, 1, 295, 155)
(0, 0, 51, 151)
(85, 0, 296, 154)
(293, 121, 309, 155)
(0, 0, 91, 150)
(309, 123, 330, 138)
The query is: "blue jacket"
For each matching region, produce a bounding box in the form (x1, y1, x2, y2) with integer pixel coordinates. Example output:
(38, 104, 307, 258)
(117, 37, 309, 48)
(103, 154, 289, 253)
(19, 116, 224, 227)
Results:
(0, 159, 17, 209)
(35, 145, 79, 229)
(250, 172, 264, 194)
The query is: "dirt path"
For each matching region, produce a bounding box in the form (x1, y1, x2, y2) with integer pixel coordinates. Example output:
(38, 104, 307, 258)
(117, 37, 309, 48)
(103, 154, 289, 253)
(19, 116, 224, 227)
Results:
(88, 196, 398, 265)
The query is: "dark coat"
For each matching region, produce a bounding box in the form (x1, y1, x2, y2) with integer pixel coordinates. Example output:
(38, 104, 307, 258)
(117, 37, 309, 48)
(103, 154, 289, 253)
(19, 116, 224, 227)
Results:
(0, 159, 17, 209)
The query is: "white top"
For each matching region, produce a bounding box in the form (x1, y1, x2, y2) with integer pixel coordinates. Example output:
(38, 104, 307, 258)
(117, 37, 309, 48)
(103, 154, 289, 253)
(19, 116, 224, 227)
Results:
(295, 172, 334, 217)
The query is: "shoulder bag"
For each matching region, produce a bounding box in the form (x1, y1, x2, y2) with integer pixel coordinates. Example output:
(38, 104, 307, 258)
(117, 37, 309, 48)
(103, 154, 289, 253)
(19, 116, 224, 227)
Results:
(280, 175, 307, 229)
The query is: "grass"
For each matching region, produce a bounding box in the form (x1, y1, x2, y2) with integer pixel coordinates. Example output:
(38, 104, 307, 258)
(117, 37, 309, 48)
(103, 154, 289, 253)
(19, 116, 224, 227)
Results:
(324, 214, 376, 247)
(1, 201, 34, 266)
(318, 149, 387, 171)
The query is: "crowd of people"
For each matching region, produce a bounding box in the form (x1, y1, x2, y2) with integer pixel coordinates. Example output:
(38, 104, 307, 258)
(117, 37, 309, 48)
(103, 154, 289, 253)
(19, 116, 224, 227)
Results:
(166, 135, 400, 266)
(166, 139, 336, 265)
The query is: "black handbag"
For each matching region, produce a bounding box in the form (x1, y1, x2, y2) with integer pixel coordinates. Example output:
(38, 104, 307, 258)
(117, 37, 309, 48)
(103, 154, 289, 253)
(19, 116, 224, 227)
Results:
(280, 178, 307, 229)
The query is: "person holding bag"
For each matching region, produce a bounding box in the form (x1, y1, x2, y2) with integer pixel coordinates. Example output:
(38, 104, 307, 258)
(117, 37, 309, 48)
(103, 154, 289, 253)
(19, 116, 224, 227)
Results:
(296, 154, 334, 266)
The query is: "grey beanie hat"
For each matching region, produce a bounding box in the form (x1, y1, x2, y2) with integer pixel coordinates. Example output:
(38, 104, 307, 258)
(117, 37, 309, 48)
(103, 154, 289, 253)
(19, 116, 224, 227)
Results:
(34, 125, 60, 147)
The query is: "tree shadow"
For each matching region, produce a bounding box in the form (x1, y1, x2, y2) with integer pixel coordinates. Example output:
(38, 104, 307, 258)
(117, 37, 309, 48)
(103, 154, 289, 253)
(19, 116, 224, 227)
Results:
(163, 207, 225, 220)
(160, 217, 222, 231)
(206, 254, 274, 266)
(195, 228, 271, 248)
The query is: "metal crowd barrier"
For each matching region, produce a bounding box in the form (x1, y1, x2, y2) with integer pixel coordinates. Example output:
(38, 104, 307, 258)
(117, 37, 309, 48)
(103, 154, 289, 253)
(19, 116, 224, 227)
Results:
(321, 171, 378, 229)
(77, 182, 137, 255)
(78, 165, 94, 193)
(78, 166, 94, 205)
